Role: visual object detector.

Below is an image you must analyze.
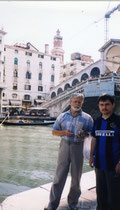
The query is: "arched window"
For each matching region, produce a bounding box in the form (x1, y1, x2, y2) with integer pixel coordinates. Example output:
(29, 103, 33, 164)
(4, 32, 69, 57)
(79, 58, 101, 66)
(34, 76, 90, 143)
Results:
(57, 88, 63, 95)
(13, 69, 18, 77)
(39, 73, 42, 80)
(64, 83, 71, 91)
(81, 73, 89, 82)
(51, 75, 54, 82)
(26, 71, 31, 79)
(39, 62, 42, 69)
(12, 93, 17, 99)
(72, 79, 79, 86)
(90, 67, 100, 77)
(51, 92, 56, 98)
(14, 57, 18, 65)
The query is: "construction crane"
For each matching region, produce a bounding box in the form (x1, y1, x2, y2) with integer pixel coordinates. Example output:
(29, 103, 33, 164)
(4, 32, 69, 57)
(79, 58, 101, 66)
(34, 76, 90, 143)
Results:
(105, 3, 120, 42)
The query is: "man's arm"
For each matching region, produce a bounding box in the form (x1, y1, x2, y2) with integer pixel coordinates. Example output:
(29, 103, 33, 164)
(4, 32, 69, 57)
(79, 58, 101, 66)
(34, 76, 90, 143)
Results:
(89, 137, 96, 168)
(52, 130, 73, 137)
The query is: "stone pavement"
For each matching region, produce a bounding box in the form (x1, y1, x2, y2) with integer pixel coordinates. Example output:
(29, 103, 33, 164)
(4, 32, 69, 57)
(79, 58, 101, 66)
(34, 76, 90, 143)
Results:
(59, 187, 96, 210)
(0, 171, 96, 210)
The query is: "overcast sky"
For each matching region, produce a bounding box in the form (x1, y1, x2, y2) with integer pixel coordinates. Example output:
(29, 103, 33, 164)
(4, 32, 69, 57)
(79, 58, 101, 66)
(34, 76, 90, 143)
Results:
(0, 1, 120, 63)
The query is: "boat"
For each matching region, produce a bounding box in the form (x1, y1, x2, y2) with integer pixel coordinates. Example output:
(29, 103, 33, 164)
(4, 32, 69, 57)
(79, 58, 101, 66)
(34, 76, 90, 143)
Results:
(2, 119, 55, 126)
(0, 107, 56, 126)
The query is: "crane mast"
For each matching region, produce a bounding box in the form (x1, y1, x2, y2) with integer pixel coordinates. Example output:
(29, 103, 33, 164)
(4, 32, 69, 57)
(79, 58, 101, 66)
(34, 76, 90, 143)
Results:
(105, 4, 120, 42)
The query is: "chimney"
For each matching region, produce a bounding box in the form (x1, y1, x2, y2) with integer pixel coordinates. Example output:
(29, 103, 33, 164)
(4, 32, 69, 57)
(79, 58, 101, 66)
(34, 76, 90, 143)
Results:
(45, 44, 49, 55)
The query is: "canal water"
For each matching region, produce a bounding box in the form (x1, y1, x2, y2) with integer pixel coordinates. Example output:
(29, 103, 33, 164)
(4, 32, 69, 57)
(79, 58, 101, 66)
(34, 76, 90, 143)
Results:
(0, 125, 92, 203)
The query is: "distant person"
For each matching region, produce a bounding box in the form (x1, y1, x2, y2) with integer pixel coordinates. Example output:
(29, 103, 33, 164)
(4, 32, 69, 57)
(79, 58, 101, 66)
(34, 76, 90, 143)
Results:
(45, 93, 93, 210)
(18, 118, 25, 124)
(89, 94, 120, 210)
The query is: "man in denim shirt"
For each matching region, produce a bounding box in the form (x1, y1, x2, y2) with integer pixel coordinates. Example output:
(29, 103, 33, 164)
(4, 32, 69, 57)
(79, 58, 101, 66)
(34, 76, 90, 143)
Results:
(45, 93, 93, 210)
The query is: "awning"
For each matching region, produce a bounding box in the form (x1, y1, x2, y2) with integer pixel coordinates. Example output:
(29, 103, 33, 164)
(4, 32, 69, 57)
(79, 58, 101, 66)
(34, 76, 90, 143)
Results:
(35, 99, 45, 103)
(10, 100, 22, 106)
(2, 105, 23, 108)
(30, 107, 47, 110)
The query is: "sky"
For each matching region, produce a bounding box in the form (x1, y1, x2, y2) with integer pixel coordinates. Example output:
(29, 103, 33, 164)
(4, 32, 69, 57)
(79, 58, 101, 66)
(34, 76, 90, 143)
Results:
(0, 1, 120, 63)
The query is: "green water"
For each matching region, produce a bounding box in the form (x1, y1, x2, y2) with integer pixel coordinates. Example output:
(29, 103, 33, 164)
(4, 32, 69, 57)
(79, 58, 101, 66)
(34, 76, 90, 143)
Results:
(0, 125, 91, 203)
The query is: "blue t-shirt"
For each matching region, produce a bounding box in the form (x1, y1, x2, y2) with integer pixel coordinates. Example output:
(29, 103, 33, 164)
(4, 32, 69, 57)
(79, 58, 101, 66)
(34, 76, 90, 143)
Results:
(92, 113, 120, 170)
(53, 110, 93, 142)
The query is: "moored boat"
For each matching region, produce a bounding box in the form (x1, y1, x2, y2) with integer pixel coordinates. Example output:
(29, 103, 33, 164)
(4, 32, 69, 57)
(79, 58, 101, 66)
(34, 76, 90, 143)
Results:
(2, 119, 55, 126)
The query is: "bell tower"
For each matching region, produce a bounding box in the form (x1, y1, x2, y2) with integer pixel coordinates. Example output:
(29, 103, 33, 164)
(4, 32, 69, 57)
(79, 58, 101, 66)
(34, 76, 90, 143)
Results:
(51, 29, 64, 64)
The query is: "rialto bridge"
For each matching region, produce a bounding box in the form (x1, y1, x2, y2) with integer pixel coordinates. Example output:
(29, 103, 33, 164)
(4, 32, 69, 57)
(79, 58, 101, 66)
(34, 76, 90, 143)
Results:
(42, 75, 120, 117)
(41, 39, 120, 117)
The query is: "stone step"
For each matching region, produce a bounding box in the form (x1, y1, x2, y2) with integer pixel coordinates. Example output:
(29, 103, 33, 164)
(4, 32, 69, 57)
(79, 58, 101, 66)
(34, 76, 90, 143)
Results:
(0, 171, 96, 210)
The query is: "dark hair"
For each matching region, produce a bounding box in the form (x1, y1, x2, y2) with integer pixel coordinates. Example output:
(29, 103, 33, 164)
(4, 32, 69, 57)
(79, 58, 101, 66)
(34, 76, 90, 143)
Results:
(97, 94, 115, 104)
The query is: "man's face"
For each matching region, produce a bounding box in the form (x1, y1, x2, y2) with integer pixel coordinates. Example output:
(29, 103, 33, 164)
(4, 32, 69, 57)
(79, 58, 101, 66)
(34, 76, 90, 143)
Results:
(98, 100, 115, 116)
(70, 97, 83, 111)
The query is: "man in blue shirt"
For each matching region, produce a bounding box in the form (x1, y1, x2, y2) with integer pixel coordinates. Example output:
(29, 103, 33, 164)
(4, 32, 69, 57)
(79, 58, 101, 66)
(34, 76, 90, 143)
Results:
(45, 93, 93, 210)
(89, 94, 120, 210)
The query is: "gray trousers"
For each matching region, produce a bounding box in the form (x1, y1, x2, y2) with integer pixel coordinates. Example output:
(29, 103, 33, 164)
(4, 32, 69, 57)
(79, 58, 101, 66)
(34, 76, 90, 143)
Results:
(96, 169, 120, 210)
(48, 139, 84, 209)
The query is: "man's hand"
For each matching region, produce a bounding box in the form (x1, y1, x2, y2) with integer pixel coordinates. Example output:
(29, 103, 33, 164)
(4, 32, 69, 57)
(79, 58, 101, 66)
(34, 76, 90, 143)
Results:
(115, 162, 120, 174)
(64, 130, 74, 137)
(89, 156, 94, 168)
(76, 129, 89, 139)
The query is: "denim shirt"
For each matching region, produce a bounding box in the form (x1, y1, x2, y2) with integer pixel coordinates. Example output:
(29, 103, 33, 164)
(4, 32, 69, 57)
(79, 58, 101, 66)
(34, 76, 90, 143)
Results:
(53, 110, 93, 142)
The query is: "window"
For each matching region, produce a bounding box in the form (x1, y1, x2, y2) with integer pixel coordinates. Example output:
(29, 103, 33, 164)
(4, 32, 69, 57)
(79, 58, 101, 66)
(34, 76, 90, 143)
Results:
(14, 57, 18, 65)
(37, 95, 42, 100)
(51, 64, 55, 71)
(27, 60, 30, 70)
(37, 95, 43, 100)
(81, 62, 85, 66)
(38, 54, 44, 58)
(38, 73, 42, 80)
(25, 52, 32, 56)
(51, 75, 54, 82)
(24, 95, 30, 100)
(15, 50, 18, 54)
(39, 62, 42, 69)
(24, 85, 31, 90)
(13, 83, 17, 90)
(12, 94, 17, 99)
(26, 71, 31, 79)
(70, 71, 74, 75)
(38, 86, 43, 91)
(51, 56, 56, 61)
(0, 36, 2, 44)
(63, 73, 66, 77)
(13, 69, 18, 77)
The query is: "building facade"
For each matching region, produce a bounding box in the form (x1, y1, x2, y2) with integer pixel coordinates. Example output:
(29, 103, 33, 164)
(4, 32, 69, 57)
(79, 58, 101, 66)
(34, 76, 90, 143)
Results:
(0, 29, 6, 113)
(60, 52, 94, 83)
(1, 30, 63, 113)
